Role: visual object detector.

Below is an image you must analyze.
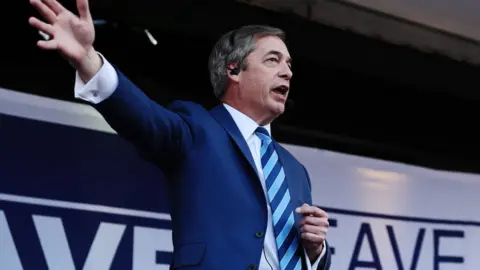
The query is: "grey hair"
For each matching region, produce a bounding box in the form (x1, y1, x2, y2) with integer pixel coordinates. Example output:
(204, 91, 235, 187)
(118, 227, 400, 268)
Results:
(208, 25, 286, 99)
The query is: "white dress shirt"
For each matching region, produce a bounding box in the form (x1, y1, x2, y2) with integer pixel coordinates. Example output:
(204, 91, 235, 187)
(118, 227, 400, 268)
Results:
(74, 53, 325, 269)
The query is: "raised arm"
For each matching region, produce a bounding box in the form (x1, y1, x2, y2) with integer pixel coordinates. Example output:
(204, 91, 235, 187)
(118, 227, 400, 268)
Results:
(29, 0, 193, 168)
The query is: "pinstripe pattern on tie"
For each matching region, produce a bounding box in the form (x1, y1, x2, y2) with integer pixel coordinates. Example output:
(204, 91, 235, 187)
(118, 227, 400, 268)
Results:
(255, 127, 303, 270)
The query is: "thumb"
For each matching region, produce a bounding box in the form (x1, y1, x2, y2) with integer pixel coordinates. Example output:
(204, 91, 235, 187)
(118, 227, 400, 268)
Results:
(295, 203, 310, 213)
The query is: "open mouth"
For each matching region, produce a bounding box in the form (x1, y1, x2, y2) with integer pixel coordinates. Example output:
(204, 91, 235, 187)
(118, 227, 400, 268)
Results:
(272, 85, 289, 96)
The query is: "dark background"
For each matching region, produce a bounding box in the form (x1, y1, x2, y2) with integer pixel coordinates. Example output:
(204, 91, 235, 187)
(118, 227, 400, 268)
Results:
(3, 0, 480, 173)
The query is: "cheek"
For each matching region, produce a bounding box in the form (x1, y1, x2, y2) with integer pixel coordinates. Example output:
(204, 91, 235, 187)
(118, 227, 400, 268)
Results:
(240, 72, 271, 100)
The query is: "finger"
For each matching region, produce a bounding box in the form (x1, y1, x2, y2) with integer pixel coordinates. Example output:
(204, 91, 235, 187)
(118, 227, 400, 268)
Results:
(300, 224, 323, 235)
(29, 17, 55, 36)
(296, 204, 328, 218)
(297, 205, 327, 218)
(30, 0, 57, 23)
(299, 216, 329, 227)
(301, 232, 325, 243)
(301, 224, 328, 238)
(295, 204, 315, 215)
(37, 39, 58, 50)
(41, 0, 66, 15)
(76, 0, 91, 20)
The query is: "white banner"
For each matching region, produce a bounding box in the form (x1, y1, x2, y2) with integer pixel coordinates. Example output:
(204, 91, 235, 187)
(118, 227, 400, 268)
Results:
(1, 87, 478, 269)
(285, 144, 479, 269)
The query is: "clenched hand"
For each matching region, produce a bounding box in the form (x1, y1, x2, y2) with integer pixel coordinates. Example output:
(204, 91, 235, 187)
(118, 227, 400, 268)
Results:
(296, 203, 329, 263)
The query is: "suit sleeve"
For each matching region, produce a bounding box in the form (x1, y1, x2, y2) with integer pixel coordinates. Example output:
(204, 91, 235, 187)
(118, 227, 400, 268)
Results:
(74, 54, 193, 170)
(316, 241, 332, 270)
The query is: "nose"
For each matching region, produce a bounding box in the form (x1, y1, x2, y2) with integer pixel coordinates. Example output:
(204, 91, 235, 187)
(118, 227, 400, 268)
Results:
(279, 62, 292, 80)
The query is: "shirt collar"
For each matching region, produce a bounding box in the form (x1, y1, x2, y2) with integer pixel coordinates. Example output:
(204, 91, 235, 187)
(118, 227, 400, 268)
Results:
(223, 103, 271, 141)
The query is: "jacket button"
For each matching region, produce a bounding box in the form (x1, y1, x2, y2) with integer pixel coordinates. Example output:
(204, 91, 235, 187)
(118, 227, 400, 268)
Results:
(248, 264, 256, 270)
(255, 231, 264, 238)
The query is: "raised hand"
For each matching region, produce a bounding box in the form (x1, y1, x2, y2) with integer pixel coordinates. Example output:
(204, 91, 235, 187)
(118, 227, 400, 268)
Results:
(29, 0, 102, 80)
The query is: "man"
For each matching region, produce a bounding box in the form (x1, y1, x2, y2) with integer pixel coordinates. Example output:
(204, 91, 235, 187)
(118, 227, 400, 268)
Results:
(28, 0, 332, 269)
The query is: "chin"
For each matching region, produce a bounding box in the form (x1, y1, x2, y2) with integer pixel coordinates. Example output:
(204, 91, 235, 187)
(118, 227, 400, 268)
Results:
(270, 103, 285, 117)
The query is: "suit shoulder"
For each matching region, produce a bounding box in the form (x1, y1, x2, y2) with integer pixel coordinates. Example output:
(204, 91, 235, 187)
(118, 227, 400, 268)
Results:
(167, 100, 206, 112)
(166, 100, 211, 119)
(165, 101, 218, 136)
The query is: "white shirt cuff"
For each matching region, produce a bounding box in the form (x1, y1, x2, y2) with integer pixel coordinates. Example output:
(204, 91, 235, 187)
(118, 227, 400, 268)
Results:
(74, 52, 118, 104)
(304, 243, 327, 270)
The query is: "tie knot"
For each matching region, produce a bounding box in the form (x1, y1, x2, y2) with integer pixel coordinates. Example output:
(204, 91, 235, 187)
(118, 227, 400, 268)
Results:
(255, 127, 271, 141)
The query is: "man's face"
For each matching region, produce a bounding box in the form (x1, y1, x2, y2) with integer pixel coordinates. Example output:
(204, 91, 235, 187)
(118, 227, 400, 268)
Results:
(235, 35, 293, 124)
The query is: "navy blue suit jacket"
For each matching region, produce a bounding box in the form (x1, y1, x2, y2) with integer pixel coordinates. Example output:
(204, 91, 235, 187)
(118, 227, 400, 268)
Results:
(93, 70, 331, 269)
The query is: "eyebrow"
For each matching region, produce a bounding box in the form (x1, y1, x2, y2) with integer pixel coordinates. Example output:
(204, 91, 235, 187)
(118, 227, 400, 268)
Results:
(265, 50, 292, 65)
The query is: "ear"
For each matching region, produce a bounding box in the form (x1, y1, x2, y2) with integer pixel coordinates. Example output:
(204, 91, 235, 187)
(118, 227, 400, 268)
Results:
(227, 63, 240, 83)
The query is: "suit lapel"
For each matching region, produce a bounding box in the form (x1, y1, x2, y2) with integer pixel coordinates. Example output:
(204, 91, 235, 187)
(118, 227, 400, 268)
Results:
(210, 104, 258, 175)
(274, 142, 300, 204)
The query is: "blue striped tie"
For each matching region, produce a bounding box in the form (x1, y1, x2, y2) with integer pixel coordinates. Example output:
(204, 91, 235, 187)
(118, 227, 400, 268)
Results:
(255, 127, 303, 270)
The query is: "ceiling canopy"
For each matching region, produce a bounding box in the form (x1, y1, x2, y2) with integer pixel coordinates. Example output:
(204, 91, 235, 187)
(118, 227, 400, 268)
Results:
(241, 0, 480, 65)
